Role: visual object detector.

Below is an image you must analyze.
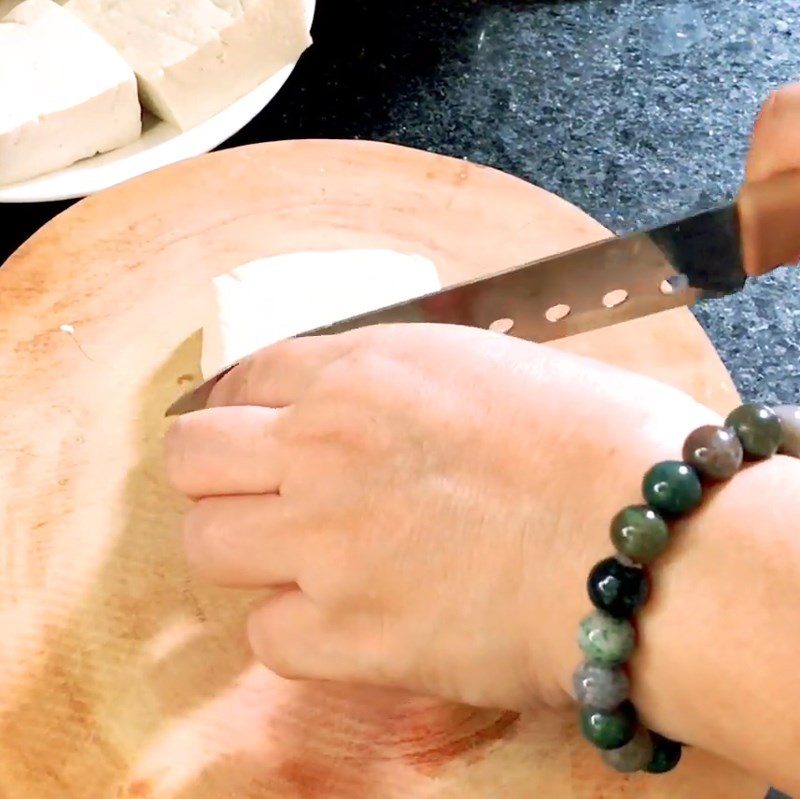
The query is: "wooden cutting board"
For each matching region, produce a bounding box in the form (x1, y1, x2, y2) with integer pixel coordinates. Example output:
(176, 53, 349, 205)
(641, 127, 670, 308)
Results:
(0, 140, 766, 799)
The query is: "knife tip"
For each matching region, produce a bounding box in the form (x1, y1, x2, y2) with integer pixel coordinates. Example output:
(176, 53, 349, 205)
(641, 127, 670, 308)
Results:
(164, 395, 199, 417)
(164, 368, 234, 417)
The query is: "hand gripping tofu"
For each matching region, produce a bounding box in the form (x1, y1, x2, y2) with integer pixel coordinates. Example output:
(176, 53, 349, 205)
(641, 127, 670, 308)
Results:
(0, 0, 141, 185)
(64, 0, 312, 130)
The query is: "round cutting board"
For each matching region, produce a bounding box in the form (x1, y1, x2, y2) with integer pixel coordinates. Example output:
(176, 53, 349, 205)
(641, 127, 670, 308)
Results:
(0, 141, 765, 799)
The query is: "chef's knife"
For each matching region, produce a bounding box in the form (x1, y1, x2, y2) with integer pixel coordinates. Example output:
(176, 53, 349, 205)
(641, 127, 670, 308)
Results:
(166, 171, 800, 417)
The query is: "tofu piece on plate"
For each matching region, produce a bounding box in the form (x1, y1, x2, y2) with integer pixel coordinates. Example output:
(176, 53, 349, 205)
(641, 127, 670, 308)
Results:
(64, 0, 312, 130)
(0, 0, 141, 186)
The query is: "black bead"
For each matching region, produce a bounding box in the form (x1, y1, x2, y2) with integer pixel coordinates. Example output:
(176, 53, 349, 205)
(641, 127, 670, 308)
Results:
(646, 733, 683, 773)
(587, 557, 650, 619)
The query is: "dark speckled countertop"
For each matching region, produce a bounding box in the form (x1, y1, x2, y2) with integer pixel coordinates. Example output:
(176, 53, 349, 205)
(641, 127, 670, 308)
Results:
(1, 3, 797, 794)
(236, 0, 800, 413)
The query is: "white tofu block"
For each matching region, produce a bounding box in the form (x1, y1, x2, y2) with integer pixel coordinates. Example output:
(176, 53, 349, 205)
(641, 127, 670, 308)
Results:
(201, 250, 442, 379)
(64, 0, 312, 130)
(0, 0, 141, 186)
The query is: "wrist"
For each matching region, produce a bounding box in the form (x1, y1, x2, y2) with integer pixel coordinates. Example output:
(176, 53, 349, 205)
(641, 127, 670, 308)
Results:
(536, 418, 800, 791)
(531, 398, 722, 711)
(514, 363, 800, 790)
(632, 454, 800, 750)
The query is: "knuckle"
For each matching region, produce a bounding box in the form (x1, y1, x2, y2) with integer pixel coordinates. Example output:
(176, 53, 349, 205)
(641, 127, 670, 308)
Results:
(208, 356, 256, 407)
(163, 417, 193, 494)
(181, 500, 218, 572)
(323, 346, 386, 397)
(246, 611, 304, 680)
(255, 651, 304, 681)
(353, 323, 399, 345)
(270, 406, 295, 441)
(207, 372, 234, 408)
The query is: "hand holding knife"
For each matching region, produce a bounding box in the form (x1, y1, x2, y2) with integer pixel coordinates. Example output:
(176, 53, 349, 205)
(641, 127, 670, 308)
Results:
(168, 163, 800, 418)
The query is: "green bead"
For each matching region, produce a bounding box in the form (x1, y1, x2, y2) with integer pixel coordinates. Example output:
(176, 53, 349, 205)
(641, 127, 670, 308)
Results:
(646, 733, 683, 773)
(642, 461, 702, 515)
(601, 727, 654, 772)
(578, 611, 635, 667)
(610, 505, 670, 564)
(726, 403, 782, 460)
(580, 701, 638, 750)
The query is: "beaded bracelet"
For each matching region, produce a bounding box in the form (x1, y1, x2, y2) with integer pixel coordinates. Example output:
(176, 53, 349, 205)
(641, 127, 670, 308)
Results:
(574, 403, 800, 774)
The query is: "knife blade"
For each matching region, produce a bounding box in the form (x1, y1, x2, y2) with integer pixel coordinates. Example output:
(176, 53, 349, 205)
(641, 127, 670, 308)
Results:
(166, 201, 746, 417)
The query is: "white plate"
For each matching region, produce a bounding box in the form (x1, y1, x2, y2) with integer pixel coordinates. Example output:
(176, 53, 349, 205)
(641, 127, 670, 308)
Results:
(0, 0, 316, 204)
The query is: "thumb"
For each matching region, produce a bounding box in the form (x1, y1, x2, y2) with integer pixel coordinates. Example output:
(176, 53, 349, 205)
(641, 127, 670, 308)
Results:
(746, 82, 800, 183)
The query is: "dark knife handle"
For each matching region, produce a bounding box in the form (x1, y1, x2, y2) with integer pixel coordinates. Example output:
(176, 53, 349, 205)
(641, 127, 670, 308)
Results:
(738, 170, 800, 276)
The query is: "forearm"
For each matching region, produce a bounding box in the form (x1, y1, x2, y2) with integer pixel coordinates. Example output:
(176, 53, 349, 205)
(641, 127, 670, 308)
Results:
(639, 454, 800, 794)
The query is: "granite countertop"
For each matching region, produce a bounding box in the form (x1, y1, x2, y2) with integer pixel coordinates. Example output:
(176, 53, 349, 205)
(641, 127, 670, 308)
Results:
(1, 2, 797, 793)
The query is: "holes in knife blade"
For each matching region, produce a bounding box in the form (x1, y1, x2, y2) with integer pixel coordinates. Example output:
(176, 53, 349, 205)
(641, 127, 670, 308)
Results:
(489, 318, 515, 334)
(660, 274, 690, 295)
(602, 289, 629, 309)
(545, 304, 571, 323)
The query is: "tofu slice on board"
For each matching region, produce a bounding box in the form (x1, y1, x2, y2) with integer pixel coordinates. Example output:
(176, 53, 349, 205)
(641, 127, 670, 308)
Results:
(64, 0, 312, 131)
(0, 0, 141, 186)
(201, 251, 442, 379)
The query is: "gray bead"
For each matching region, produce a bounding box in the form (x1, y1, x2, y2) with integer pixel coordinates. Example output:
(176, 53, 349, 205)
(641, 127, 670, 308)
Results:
(776, 405, 800, 458)
(578, 611, 635, 667)
(573, 662, 630, 710)
(682, 425, 743, 481)
(601, 727, 654, 773)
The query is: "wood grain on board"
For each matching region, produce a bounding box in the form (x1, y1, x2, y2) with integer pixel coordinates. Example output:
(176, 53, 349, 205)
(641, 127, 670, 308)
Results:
(0, 140, 765, 798)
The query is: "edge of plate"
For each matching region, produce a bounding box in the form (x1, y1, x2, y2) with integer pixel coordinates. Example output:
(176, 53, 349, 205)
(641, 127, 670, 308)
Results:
(0, 0, 316, 204)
